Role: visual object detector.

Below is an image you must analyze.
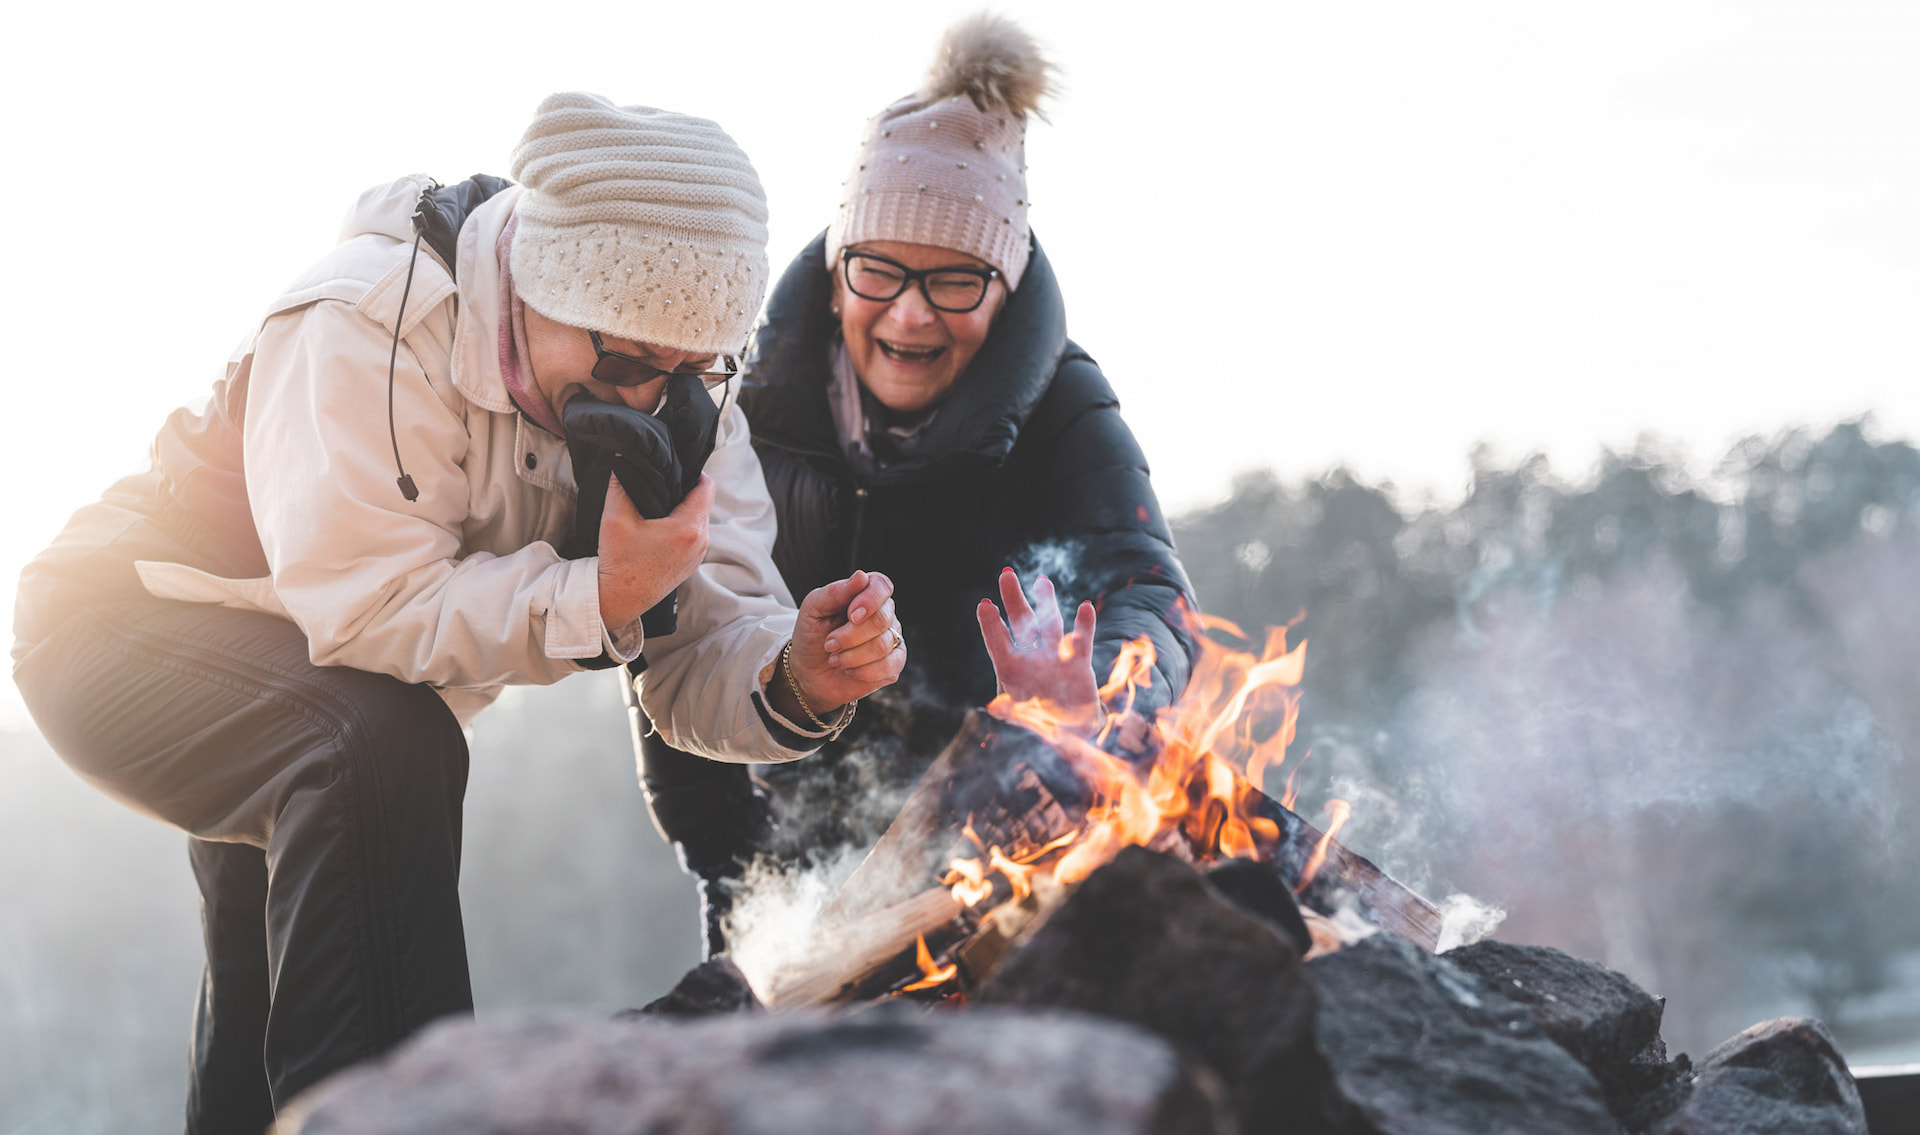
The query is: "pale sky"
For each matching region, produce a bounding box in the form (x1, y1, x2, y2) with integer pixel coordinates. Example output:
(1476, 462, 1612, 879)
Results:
(2, 0, 1917, 725)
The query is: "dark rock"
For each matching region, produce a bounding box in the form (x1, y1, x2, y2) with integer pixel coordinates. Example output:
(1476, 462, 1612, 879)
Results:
(1309, 934, 1621, 1134)
(1606, 1051, 1695, 1134)
(976, 845, 1357, 1133)
(274, 1005, 1229, 1135)
(620, 957, 762, 1020)
(1444, 940, 1664, 1071)
(1443, 939, 1689, 1126)
(1649, 1017, 1866, 1135)
(1205, 858, 1313, 956)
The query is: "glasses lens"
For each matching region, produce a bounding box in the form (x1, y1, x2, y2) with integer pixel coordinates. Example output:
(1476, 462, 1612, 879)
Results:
(924, 272, 989, 313)
(846, 255, 908, 302)
(591, 355, 664, 387)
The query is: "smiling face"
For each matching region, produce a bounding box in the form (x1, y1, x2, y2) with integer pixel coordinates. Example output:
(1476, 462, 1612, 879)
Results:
(833, 240, 1009, 414)
(522, 305, 719, 420)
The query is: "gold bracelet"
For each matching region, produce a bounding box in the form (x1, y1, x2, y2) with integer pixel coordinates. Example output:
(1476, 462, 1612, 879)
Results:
(781, 640, 835, 732)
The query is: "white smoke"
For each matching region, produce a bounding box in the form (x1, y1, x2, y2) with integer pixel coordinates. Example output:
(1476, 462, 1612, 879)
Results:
(724, 845, 871, 1003)
(1435, 892, 1509, 953)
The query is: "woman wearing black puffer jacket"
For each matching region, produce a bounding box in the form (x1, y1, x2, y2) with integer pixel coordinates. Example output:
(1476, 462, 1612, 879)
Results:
(642, 15, 1197, 951)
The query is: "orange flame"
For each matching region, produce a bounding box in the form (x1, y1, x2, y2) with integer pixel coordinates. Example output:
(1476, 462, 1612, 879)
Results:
(956, 600, 1339, 913)
(943, 856, 995, 908)
(900, 934, 958, 993)
(1295, 799, 1353, 893)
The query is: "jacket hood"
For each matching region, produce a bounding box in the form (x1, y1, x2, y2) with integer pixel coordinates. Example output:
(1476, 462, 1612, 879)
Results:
(741, 230, 1068, 483)
(335, 174, 516, 278)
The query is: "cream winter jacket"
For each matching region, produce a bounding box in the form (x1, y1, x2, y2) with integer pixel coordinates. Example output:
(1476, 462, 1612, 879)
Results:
(25, 176, 815, 762)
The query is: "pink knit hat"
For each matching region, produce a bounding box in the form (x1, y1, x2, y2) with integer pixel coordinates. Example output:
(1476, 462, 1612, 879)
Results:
(826, 14, 1057, 290)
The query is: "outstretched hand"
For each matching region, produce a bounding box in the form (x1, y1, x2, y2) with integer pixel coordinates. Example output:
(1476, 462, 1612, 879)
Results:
(978, 568, 1104, 735)
(777, 570, 906, 726)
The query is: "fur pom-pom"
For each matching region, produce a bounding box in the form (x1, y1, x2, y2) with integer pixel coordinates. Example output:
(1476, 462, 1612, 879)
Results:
(923, 12, 1057, 120)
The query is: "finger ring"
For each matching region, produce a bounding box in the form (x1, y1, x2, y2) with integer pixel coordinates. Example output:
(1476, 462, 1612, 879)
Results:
(890, 629, 904, 651)
(1011, 638, 1043, 653)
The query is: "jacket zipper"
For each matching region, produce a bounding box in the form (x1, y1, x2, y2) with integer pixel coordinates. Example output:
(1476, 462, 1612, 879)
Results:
(753, 434, 872, 576)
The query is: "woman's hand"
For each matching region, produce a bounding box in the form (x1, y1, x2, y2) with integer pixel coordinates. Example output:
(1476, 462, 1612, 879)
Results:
(978, 568, 1104, 734)
(597, 475, 715, 630)
(775, 570, 906, 726)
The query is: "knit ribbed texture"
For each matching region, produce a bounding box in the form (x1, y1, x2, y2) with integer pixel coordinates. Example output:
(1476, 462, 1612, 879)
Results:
(826, 91, 1032, 289)
(509, 92, 769, 356)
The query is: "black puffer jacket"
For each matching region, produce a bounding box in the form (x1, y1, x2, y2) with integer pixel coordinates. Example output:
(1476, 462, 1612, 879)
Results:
(731, 233, 1197, 857)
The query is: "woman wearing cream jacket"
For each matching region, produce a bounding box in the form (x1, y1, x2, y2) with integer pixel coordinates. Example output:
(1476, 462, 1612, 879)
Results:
(10, 95, 904, 1129)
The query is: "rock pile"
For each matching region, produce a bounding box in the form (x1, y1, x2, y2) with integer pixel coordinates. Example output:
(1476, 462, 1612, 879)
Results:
(276, 847, 1869, 1135)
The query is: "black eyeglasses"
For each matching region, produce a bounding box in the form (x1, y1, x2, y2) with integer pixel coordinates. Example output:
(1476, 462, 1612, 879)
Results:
(589, 331, 737, 390)
(840, 250, 1002, 314)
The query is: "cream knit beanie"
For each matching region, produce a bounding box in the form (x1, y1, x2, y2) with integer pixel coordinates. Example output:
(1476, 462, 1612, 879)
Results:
(827, 14, 1057, 290)
(509, 93, 769, 356)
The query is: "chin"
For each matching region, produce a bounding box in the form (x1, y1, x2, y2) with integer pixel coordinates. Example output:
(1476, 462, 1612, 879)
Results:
(872, 381, 944, 414)
(864, 366, 952, 413)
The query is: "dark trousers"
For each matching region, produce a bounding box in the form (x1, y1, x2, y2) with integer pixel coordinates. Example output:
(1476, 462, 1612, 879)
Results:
(638, 733, 767, 958)
(12, 600, 473, 1134)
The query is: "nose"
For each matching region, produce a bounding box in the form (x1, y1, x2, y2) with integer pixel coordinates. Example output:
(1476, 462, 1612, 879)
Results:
(613, 377, 669, 414)
(885, 282, 941, 330)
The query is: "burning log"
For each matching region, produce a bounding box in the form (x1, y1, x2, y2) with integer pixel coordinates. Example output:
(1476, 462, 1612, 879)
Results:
(756, 887, 964, 1010)
(791, 709, 1442, 1007)
(820, 712, 1081, 926)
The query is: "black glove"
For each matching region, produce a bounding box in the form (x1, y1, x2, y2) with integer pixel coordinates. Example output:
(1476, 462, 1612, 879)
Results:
(562, 375, 721, 638)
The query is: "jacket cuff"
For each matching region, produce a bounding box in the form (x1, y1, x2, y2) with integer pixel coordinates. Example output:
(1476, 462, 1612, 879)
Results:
(750, 688, 854, 753)
(543, 557, 616, 660)
(601, 613, 644, 665)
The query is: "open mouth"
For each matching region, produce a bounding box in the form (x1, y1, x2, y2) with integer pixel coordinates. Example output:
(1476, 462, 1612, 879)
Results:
(878, 339, 947, 365)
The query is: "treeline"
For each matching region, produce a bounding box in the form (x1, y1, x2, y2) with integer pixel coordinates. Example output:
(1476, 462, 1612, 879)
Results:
(1172, 421, 1920, 1057)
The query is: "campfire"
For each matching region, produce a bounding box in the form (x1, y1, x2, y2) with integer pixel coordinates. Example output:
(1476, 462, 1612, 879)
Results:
(752, 606, 1444, 1010)
(281, 608, 1876, 1134)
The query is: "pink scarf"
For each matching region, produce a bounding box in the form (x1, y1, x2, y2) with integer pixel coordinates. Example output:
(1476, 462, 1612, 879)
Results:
(494, 214, 568, 437)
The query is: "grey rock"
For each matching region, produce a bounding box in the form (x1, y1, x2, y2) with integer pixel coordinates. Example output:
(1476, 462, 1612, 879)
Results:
(621, 957, 762, 1020)
(273, 1005, 1228, 1135)
(976, 846, 1356, 1133)
(1205, 858, 1313, 957)
(1443, 939, 1689, 1127)
(1309, 935, 1621, 1135)
(1443, 940, 1664, 1072)
(1649, 1017, 1865, 1135)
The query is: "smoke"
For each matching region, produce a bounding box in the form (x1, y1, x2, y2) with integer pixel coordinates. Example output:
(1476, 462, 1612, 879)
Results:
(724, 845, 871, 1003)
(1436, 893, 1508, 953)
(1174, 423, 1920, 1059)
(1010, 540, 1087, 604)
